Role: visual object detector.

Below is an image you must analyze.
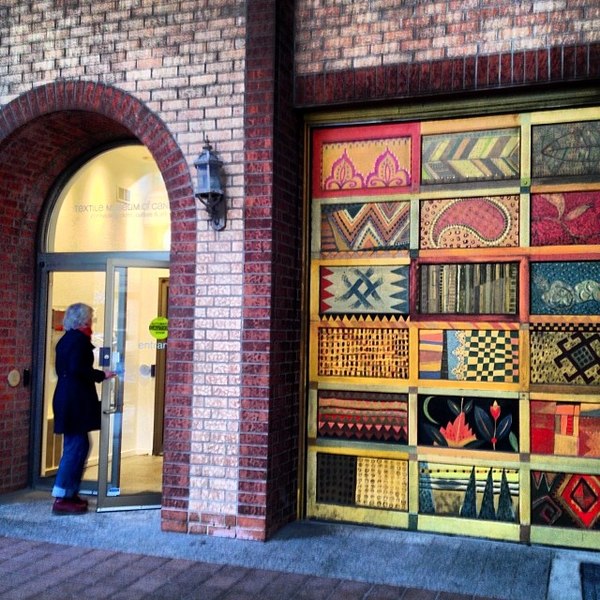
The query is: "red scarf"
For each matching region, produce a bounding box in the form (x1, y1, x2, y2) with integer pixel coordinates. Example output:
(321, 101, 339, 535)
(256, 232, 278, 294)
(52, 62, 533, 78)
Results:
(78, 326, 93, 338)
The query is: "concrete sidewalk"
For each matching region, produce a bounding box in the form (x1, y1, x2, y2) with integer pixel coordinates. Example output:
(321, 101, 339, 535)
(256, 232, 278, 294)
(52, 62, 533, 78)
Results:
(0, 490, 598, 599)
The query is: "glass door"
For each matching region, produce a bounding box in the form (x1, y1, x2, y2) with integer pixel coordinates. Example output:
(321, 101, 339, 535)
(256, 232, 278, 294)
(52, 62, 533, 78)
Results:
(97, 259, 169, 511)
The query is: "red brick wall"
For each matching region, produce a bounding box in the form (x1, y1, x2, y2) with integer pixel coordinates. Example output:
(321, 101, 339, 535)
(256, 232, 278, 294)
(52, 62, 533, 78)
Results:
(294, 1, 600, 106)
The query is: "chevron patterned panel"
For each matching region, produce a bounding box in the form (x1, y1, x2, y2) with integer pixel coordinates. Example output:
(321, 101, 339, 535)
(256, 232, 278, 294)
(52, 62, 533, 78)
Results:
(422, 128, 520, 184)
(320, 201, 410, 253)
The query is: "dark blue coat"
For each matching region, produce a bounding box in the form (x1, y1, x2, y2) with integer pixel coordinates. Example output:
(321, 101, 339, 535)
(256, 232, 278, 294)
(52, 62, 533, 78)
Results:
(52, 329, 106, 434)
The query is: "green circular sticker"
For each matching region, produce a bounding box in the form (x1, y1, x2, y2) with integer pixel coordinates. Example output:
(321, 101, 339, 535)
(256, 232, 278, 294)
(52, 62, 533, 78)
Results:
(149, 316, 168, 340)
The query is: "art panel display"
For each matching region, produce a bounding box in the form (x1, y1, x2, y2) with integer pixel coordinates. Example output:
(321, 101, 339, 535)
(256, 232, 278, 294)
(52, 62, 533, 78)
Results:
(307, 106, 600, 549)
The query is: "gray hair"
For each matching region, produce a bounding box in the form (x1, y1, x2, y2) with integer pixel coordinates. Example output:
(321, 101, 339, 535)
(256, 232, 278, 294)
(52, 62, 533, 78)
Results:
(63, 303, 94, 331)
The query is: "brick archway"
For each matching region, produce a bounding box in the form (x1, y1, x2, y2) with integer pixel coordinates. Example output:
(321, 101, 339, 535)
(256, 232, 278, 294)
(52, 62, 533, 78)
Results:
(0, 82, 195, 523)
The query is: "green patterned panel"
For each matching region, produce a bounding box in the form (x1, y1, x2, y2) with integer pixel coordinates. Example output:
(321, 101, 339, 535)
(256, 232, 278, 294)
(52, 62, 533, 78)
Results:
(532, 120, 600, 179)
(422, 128, 520, 184)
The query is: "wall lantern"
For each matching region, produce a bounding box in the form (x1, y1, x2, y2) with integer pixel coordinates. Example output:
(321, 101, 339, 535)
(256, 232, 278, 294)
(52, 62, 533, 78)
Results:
(194, 139, 226, 231)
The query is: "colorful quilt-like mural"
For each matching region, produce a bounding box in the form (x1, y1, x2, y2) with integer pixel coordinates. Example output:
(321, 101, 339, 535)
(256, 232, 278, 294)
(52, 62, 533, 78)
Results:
(530, 261, 600, 315)
(531, 471, 600, 530)
(420, 195, 519, 249)
(530, 400, 600, 457)
(418, 395, 519, 452)
(419, 463, 518, 522)
(320, 201, 410, 253)
(419, 329, 519, 382)
(531, 192, 600, 246)
(308, 107, 600, 549)
(320, 265, 409, 315)
(317, 390, 408, 444)
(530, 324, 600, 386)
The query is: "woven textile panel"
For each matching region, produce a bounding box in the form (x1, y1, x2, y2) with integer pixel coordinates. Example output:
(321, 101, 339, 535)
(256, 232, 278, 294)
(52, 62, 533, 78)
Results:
(318, 325, 409, 379)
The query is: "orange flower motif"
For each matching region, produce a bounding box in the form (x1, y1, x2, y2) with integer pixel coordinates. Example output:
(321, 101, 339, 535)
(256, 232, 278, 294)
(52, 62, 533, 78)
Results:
(439, 412, 477, 448)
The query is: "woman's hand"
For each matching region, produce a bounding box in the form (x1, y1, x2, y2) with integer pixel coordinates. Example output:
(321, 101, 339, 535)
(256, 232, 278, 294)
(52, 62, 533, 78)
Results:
(104, 370, 117, 379)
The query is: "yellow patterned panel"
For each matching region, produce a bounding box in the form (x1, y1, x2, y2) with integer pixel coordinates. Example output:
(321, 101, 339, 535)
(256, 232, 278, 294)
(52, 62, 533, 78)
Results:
(355, 457, 408, 511)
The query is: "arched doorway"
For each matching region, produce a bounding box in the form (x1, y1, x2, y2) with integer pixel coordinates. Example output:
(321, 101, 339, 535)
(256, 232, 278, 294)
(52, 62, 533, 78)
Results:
(0, 83, 196, 524)
(34, 144, 170, 510)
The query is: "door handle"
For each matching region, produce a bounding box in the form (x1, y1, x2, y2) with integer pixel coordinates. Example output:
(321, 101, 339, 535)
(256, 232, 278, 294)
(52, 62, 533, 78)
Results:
(103, 375, 119, 414)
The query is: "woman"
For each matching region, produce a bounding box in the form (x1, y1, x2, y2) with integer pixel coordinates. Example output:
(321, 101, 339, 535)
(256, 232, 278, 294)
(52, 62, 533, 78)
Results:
(52, 303, 115, 515)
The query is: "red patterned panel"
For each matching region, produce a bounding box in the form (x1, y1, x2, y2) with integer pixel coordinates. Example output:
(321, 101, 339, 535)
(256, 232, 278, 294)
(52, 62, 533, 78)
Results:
(531, 191, 600, 246)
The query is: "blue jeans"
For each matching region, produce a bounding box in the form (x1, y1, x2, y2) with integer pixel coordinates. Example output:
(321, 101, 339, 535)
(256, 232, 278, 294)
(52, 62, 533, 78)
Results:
(52, 433, 90, 498)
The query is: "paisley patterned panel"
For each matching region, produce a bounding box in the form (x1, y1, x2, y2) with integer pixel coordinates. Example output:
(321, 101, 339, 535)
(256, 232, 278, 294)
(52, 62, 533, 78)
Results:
(420, 196, 519, 249)
(532, 121, 600, 179)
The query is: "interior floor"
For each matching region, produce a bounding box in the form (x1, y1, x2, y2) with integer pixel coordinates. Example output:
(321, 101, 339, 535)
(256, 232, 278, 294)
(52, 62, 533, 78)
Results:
(82, 454, 162, 495)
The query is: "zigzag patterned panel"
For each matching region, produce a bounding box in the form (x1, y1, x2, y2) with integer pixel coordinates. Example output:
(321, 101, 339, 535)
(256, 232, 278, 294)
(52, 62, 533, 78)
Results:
(422, 128, 520, 184)
(320, 202, 410, 253)
(320, 265, 409, 315)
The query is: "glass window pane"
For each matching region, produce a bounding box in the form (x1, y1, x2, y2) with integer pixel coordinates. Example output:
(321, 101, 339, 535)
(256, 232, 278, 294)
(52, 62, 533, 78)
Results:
(47, 146, 170, 252)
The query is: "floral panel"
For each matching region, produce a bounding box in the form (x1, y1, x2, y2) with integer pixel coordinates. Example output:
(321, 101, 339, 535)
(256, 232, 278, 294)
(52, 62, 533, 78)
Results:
(531, 471, 600, 530)
(418, 262, 519, 315)
(420, 195, 519, 249)
(318, 390, 408, 444)
(419, 329, 519, 383)
(531, 400, 600, 458)
(531, 120, 600, 180)
(418, 395, 519, 452)
(320, 265, 409, 315)
(312, 123, 419, 199)
(531, 191, 600, 246)
(421, 128, 520, 185)
(419, 462, 518, 522)
(530, 324, 600, 386)
(320, 201, 410, 254)
(530, 261, 600, 315)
